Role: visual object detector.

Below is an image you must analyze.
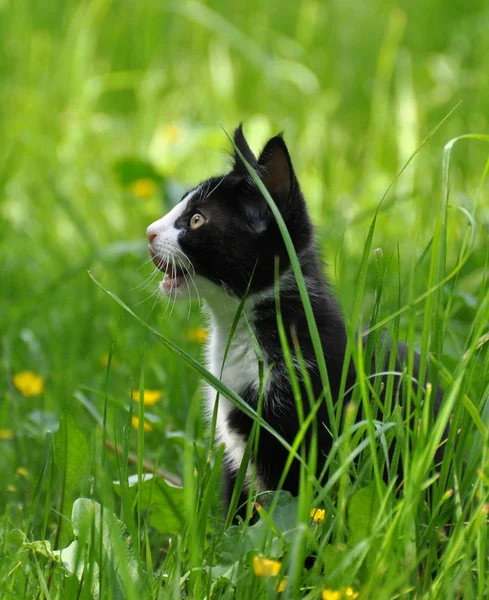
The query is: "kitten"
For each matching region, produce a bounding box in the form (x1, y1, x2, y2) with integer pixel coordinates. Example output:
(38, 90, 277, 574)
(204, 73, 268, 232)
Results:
(146, 125, 440, 510)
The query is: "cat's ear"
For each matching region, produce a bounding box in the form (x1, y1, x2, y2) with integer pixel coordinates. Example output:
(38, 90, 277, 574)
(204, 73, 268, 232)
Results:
(257, 135, 296, 207)
(231, 123, 257, 176)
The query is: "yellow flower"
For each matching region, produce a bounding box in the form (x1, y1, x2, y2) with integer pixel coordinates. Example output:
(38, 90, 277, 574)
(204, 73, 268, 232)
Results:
(131, 389, 162, 406)
(130, 178, 157, 199)
(322, 588, 359, 600)
(322, 592, 341, 600)
(13, 371, 45, 397)
(252, 556, 282, 577)
(16, 467, 28, 478)
(7, 484, 16, 493)
(161, 123, 183, 145)
(275, 577, 287, 592)
(310, 507, 325, 523)
(186, 327, 208, 343)
(131, 416, 153, 432)
(0, 429, 15, 440)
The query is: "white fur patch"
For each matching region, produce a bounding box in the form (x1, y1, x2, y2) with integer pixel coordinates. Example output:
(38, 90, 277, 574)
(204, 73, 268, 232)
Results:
(147, 189, 200, 296)
(200, 268, 300, 490)
(201, 289, 268, 490)
(146, 188, 196, 246)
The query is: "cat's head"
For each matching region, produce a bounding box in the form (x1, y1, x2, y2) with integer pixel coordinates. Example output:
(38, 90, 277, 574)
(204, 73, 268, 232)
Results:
(146, 125, 313, 303)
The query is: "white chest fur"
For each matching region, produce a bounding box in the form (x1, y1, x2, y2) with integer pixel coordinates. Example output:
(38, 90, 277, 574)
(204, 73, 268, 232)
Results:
(205, 316, 261, 476)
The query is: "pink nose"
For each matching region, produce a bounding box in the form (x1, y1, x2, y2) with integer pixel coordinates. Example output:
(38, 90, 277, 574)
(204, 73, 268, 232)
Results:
(147, 232, 157, 242)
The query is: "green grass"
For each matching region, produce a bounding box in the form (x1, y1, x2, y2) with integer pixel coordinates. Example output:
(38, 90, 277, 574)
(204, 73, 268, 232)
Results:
(1, 0, 489, 598)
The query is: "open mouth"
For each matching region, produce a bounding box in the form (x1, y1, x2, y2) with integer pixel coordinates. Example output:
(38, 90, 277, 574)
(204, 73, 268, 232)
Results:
(149, 247, 186, 291)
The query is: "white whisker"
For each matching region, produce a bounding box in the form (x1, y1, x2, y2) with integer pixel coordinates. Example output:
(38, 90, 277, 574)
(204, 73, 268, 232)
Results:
(137, 255, 156, 271)
(145, 288, 162, 320)
(181, 268, 194, 324)
(202, 175, 226, 202)
(169, 256, 177, 318)
(131, 266, 161, 292)
(136, 284, 161, 306)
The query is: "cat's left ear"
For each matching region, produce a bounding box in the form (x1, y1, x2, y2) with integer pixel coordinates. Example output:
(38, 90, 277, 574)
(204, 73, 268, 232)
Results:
(232, 124, 257, 176)
(257, 135, 297, 210)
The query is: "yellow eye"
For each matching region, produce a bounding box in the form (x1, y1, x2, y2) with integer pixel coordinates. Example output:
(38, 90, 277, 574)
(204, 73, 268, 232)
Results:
(190, 213, 206, 230)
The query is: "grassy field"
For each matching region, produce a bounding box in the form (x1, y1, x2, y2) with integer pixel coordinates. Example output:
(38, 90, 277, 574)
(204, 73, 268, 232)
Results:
(1, 0, 489, 598)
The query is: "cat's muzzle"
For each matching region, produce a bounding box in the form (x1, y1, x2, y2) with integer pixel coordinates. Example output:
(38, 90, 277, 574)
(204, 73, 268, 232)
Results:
(149, 247, 187, 292)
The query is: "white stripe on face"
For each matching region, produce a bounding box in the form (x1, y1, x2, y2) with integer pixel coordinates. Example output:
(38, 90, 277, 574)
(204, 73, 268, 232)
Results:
(146, 188, 198, 243)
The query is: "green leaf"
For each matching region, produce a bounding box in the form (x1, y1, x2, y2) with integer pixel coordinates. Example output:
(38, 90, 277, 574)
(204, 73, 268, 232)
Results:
(215, 519, 284, 566)
(113, 473, 186, 535)
(24, 539, 57, 560)
(52, 540, 84, 580)
(18, 499, 141, 598)
(71, 498, 141, 599)
(15, 535, 85, 583)
(348, 482, 385, 545)
(348, 482, 392, 576)
(215, 493, 302, 569)
(6, 529, 27, 547)
(209, 561, 241, 589)
(259, 491, 300, 542)
(321, 544, 357, 588)
(53, 410, 89, 545)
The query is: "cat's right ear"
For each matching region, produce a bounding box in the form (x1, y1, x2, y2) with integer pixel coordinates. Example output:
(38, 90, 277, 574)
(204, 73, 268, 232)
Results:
(257, 134, 297, 211)
(231, 124, 257, 176)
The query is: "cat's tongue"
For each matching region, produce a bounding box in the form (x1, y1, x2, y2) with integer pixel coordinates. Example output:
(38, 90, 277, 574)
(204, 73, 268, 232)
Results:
(162, 274, 183, 290)
(149, 251, 184, 289)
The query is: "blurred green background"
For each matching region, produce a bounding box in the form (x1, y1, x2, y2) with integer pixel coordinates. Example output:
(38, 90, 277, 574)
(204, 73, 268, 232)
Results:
(1, 0, 488, 512)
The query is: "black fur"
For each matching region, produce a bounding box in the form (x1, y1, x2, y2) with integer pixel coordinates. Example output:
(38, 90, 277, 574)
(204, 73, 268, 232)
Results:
(172, 130, 313, 297)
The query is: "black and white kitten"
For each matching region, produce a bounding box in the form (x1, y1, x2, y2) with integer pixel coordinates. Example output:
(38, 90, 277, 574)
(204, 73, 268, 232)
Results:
(146, 126, 436, 508)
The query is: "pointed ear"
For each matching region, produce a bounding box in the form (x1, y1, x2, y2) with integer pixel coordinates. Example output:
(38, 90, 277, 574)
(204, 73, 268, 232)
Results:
(231, 123, 257, 175)
(257, 135, 296, 202)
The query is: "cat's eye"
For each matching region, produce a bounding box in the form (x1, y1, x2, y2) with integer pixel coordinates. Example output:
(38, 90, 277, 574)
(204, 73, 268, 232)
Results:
(190, 213, 206, 230)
